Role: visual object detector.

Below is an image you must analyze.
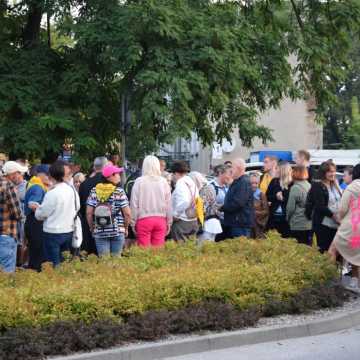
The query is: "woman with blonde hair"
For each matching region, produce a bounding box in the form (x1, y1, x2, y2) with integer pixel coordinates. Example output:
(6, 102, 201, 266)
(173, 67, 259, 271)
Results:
(130, 155, 172, 247)
(189, 171, 222, 242)
(73, 172, 86, 192)
(266, 162, 292, 238)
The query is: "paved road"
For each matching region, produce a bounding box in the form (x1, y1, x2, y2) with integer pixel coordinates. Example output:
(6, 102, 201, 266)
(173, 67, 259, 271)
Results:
(162, 327, 360, 360)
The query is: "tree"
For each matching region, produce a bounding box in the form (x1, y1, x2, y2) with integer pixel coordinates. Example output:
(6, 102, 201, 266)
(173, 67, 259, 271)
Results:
(323, 37, 360, 149)
(343, 97, 360, 148)
(1, 0, 360, 164)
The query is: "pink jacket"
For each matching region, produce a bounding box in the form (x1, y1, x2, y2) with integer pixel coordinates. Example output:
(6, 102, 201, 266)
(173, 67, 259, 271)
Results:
(130, 175, 172, 227)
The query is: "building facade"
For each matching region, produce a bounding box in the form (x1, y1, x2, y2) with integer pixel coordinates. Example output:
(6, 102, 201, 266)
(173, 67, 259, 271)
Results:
(158, 97, 323, 174)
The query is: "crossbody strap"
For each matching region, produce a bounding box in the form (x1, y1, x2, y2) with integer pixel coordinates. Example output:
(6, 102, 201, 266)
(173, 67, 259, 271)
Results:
(67, 183, 79, 220)
(184, 181, 195, 204)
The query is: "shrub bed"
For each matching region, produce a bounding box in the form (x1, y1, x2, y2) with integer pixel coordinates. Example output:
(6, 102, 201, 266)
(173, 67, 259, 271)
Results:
(0, 233, 347, 359)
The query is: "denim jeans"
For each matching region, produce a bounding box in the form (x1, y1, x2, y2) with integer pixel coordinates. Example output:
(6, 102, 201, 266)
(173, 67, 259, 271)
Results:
(43, 232, 72, 267)
(95, 234, 125, 257)
(230, 227, 251, 238)
(0, 235, 17, 273)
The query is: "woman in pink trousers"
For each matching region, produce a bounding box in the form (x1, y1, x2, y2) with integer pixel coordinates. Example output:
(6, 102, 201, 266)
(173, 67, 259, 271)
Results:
(130, 155, 172, 247)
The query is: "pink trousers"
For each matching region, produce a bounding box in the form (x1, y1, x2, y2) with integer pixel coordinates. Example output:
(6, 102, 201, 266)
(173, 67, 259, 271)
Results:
(136, 216, 167, 248)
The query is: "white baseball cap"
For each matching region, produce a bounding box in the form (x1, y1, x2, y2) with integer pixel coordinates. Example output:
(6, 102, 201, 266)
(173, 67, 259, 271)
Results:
(2, 161, 28, 175)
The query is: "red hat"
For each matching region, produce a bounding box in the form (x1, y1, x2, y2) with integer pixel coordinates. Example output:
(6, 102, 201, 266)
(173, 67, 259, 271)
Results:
(102, 164, 124, 178)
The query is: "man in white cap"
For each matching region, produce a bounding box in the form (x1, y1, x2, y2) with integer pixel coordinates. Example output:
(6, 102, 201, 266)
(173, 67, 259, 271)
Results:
(0, 161, 26, 272)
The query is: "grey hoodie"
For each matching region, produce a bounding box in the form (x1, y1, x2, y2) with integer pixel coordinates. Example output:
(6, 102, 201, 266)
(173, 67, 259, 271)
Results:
(286, 180, 312, 231)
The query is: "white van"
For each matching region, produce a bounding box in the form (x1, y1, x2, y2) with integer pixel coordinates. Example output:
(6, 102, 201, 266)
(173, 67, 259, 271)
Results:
(303, 149, 360, 171)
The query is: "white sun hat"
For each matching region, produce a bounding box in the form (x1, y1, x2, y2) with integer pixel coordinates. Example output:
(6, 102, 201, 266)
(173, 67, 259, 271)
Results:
(2, 161, 28, 175)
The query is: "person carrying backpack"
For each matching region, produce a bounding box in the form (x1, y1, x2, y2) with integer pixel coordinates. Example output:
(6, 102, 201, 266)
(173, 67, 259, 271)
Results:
(189, 171, 221, 242)
(86, 164, 131, 257)
(170, 161, 199, 242)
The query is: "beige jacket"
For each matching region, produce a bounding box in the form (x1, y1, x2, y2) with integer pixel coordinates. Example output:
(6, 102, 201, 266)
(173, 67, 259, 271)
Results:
(130, 175, 172, 227)
(336, 179, 360, 241)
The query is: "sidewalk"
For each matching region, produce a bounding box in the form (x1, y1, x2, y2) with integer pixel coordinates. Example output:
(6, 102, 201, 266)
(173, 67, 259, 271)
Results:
(54, 300, 360, 360)
(161, 326, 360, 360)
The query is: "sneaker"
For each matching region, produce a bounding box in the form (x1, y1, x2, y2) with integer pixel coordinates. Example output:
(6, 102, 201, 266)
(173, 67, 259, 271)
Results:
(342, 264, 352, 276)
(344, 277, 360, 295)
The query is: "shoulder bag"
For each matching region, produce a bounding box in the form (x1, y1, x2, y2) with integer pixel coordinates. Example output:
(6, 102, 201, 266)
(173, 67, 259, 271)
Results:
(70, 185, 83, 249)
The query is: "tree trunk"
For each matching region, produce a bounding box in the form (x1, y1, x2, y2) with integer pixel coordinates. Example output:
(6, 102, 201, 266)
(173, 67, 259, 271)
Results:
(23, 2, 44, 47)
(0, 0, 7, 15)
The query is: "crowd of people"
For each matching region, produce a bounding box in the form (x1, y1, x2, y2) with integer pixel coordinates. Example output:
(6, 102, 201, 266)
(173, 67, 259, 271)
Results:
(0, 150, 360, 293)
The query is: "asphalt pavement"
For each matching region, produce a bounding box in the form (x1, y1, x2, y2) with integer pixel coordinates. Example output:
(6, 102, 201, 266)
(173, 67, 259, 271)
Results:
(162, 327, 360, 360)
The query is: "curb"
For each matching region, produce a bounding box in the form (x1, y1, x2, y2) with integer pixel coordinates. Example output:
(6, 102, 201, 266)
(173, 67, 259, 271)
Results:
(53, 307, 360, 360)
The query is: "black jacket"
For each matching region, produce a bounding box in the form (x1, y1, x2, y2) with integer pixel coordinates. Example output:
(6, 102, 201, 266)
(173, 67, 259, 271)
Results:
(266, 178, 291, 220)
(223, 175, 254, 228)
(308, 166, 317, 183)
(310, 181, 334, 227)
(78, 172, 103, 217)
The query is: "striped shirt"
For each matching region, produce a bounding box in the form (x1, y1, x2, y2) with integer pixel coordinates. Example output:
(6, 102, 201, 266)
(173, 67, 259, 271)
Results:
(87, 186, 129, 238)
(0, 179, 22, 240)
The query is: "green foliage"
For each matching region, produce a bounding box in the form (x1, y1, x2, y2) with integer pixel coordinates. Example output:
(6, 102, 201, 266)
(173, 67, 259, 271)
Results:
(0, 1, 359, 162)
(323, 37, 360, 149)
(343, 96, 360, 148)
(0, 233, 338, 329)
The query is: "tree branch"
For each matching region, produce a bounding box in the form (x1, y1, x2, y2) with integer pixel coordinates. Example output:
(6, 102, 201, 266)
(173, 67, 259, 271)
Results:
(7, 0, 26, 13)
(23, 2, 45, 48)
(47, 12, 51, 48)
(290, 0, 304, 31)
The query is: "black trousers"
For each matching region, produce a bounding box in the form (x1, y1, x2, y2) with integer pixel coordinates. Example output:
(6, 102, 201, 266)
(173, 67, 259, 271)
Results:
(291, 230, 312, 246)
(80, 215, 98, 255)
(314, 224, 337, 253)
(215, 224, 231, 242)
(268, 216, 291, 238)
(24, 213, 44, 271)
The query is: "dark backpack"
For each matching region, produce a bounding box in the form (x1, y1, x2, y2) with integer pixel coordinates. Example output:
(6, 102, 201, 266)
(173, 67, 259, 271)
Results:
(210, 181, 220, 196)
(124, 179, 136, 200)
(305, 186, 314, 220)
(124, 170, 141, 200)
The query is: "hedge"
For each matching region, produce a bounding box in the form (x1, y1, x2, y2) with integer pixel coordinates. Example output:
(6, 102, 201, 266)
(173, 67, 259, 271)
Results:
(0, 232, 339, 330)
(0, 232, 350, 359)
(0, 284, 349, 360)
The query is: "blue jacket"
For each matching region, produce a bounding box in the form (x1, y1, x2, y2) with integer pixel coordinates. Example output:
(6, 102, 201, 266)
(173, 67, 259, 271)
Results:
(223, 175, 254, 228)
(24, 184, 46, 217)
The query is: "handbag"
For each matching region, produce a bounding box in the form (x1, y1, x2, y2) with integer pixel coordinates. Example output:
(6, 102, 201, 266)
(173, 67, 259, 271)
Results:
(70, 185, 83, 249)
(349, 194, 360, 249)
(184, 182, 197, 219)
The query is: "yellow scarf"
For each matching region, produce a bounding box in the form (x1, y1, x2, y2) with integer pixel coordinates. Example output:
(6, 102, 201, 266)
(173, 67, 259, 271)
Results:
(259, 173, 273, 194)
(95, 183, 116, 202)
(27, 176, 47, 192)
